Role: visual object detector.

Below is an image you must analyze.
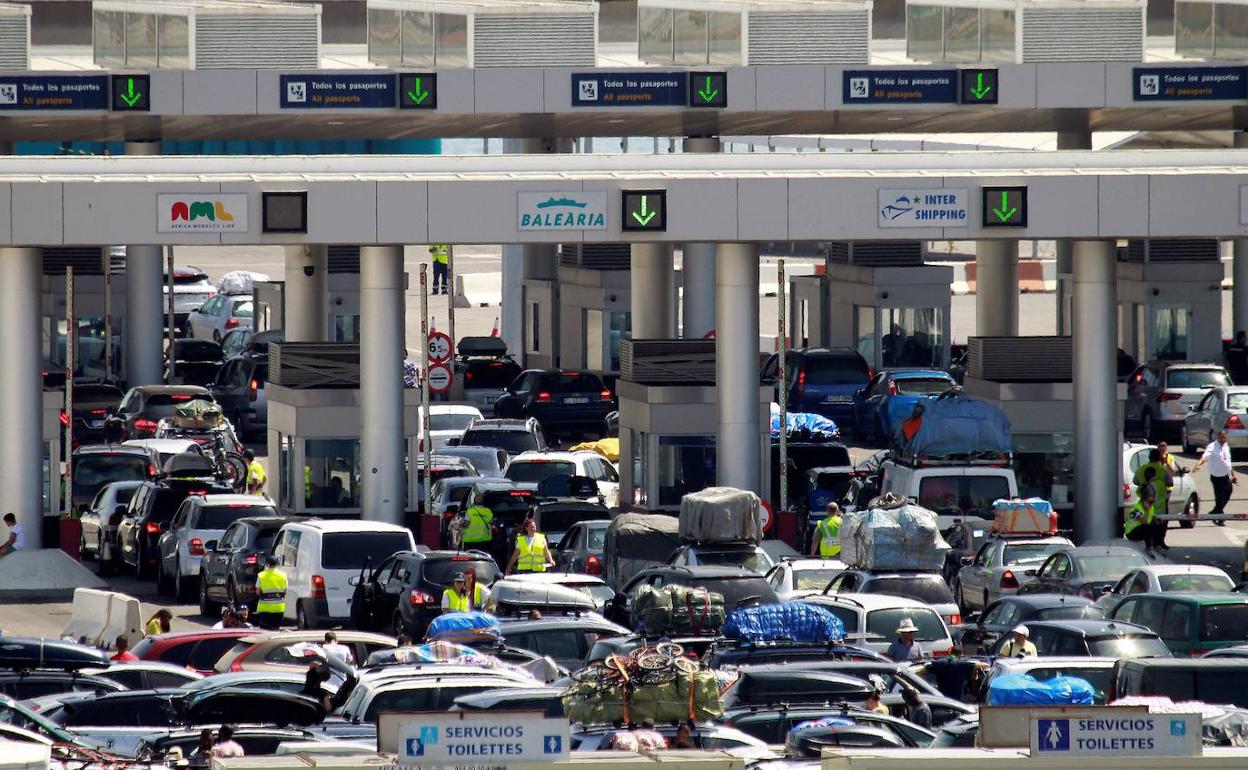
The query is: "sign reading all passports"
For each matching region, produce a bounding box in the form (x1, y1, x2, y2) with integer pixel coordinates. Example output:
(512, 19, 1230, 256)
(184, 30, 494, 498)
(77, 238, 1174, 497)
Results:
(0, 76, 108, 110)
(280, 74, 397, 108)
(844, 69, 957, 104)
(572, 72, 688, 107)
(1134, 66, 1247, 101)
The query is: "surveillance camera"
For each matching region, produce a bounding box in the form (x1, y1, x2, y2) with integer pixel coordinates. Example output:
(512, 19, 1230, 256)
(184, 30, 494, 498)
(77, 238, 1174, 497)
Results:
(1152, 288, 1160, 297)
(303, 265, 315, 277)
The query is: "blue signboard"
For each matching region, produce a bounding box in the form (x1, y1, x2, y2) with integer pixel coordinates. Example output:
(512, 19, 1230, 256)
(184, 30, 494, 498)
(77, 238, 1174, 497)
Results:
(1133, 66, 1247, 101)
(571, 72, 688, 107)
(843, 70, 957, 104)
(0, 76, 108, 111)
(280, 74, 397, 108)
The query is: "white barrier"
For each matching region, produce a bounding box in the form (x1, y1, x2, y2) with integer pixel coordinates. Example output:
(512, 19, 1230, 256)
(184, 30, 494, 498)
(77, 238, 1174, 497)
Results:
(103, 592, 143, 649)
(61, 587, 143, 649)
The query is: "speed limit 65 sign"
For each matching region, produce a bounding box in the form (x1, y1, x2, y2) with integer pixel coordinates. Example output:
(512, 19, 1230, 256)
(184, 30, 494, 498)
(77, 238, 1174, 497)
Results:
(427, 331, 453, 364)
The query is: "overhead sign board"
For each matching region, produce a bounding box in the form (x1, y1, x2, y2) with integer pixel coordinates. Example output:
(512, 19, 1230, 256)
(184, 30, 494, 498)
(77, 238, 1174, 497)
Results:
(621, 190, 666, 232)
(959, 69, 998, 105)
(110, 74, 150, 112)
(399, 73, 437, 109)
(982, 186, 1028, 227)
(1134, 66, 1247, 101)
(517, 192, 608, 231)
(572, 71, 687, 107)
(688, 71, 727, 108)
(879, 189, 969, 228)
(158, 193, 250, 233)
(0, 75, 108, 111)
(379, 711, 571, 764)
(280, 74, 397, 108)
(1031, 714, 1201, 757)
(844, 69, 957, 104)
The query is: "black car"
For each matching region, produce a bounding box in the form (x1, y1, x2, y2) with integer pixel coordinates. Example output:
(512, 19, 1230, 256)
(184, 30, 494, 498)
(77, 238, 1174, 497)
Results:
(164, 339, 224, 388)
(66, 383, 125, 445)
(451, 686, 565, 717)
(761, 348, 873, 431)
(210, 350, 269, 439)
(116, 478, 233, 578)
(492, 369, 616, 437)
(114, 385, 216, 440)
(0, 636, 110, 670)
(530, 500, 610, 549)
(47, 687, 325, 729)
(137, 727, 311, 763)
(0, 669, 125, 701)
(453, 336, 523, 416)
(607, 566, 780, 626)
(199, 515, 303, 615)
(70, 444, 160, 512)
(725, 703, 936, 746)
(552, 520, 609, 576)
(350, 549, 500, 639)
(988, 619, 1171, 658)
(962, 594, 1106, 652)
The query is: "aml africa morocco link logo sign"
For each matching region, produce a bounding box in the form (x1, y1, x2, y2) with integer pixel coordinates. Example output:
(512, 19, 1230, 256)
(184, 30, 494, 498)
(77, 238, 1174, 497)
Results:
(517, 192, 608, 231)
(158, 193, 249, 233)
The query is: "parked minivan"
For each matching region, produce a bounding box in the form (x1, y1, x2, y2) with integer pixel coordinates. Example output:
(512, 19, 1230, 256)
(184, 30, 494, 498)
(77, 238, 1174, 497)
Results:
(1108, 593, 1248, 656)
(878, 459, 1018, 532)
(1111, 658, 1248, 708)
(270, 520, 416, 629)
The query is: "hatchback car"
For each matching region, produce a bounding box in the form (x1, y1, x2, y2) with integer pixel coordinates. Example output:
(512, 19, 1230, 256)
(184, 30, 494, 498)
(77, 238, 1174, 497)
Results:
(1020, 546, 1148, 599)
(164, 265, 217, 335)
(493, 369, 616, 437)
(960, 594, 1105, 652)
(188, 293, 253, 342)
(117, 477, 234, 578)
(851, 369, 958, 444)
(1108, 592, 1248, 656)
(340, 675, 531, 725)
(765, 558, 848, 602)
(1096, 565, 1235, 610)
(1182, 385, 1248, 452)
(453, 337, 524, 416)
(114, 385, 215, 440)
(551, 519, 609, 576)
(797, 593, 955, 659)
(953, 536, 1073, 612)
(822, 569, 961, 629)
(988, 619, 1171, 658)
(199, 514, 303, 615)
(1125, 361, 1232, 440)
(133, 630, 260, 675)
(435, 445, 509, 478)
(456, 418, 549, 458)
(505, 451, 619, 507)
(163, 339, 223, 388)
(78, 480, 144, 566)
(69, 445, 159, 512)
(761, 347, 873, 430)
(158, 494, 278, 600)
(349, 549, 500, 639)
(1122, 442, 1200, 524)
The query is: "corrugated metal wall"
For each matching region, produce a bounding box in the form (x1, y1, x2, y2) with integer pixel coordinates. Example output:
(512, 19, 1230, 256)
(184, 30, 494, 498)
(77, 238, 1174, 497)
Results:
(195, 15, 320, 69)
(0, 13, 29, 69)
(748, 11, 870, 65)
(1021, 8, 1142, 62)
(472, 14, 596, 67)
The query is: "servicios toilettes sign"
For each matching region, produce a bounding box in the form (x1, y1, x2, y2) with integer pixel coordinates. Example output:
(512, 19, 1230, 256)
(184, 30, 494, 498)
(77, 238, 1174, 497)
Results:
(517, 192, 609, 231)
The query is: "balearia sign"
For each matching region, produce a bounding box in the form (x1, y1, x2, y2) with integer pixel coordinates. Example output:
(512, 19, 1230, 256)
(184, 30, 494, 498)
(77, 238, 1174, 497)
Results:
(517, 192, 608, 231)
(158, 193, 249, 232)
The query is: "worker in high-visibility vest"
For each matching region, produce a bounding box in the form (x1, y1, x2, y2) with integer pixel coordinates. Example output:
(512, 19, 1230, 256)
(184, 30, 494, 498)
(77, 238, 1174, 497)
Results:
(254, 555, 288, 630)
(460, 503, 494, 550)
(430, 244, 449, 295)
(244, 449, 267, 496)
(506, 516, 554, 575)
(810, 502, 843, 558)
(441, 572, 487, 613)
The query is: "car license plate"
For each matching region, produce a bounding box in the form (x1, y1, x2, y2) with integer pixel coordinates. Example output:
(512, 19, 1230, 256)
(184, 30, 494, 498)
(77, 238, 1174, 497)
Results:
(86, 420, 103, 428)
(563, 397, 590, 405)
(822, 395, 852, 404)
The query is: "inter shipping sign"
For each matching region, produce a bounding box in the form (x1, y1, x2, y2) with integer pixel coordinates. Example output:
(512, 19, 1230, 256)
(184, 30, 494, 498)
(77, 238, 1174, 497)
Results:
(157, 194, 250, 233)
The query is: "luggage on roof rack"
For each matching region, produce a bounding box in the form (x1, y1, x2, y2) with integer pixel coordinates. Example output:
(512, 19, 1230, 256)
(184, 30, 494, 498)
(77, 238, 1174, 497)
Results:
(679, 487, 762, 545)
(893, 392, 1012, 461)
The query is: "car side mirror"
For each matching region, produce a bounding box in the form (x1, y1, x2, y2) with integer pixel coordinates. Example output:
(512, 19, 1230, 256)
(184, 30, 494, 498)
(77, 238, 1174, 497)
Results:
(203, 540, 218, 553)
(446, 438, 460, 447)
(114, 505, 128, 517)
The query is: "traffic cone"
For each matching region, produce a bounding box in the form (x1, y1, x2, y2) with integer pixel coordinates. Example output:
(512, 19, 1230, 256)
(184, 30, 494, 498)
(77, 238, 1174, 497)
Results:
(490, 317, 500, 337)
(430, 315, 437, 332)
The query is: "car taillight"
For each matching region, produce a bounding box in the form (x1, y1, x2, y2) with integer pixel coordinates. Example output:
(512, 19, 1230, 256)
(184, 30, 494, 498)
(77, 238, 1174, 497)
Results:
(409, 589, 436, 606)
(1158, 392, 1182, 402)
(795, 370, 806, 399)
(244, 554, 257, 565)
(134, 418, 158, 434)
(311, 575, 326, 599)
(585, 555, 603, 575)
(947, 614, 961, 626)
(929, 647, 952, 658)
(189, 538, 205, 556)
(599, 389, 612, 401)
(90, 409, 107, 416)
(1188, 648, 1211, 657)
(867, 368, 875, 380)
(144, 522, 161, 535)
(535, 391, 552, 403)
(1000, 570, 1020, 589)
(249, 379, 259, 402)
(59, 410, 69, 427)
(1229, 415, 1245, 430)
(465, 371, 473, 383)
(225, 318, 239, 330)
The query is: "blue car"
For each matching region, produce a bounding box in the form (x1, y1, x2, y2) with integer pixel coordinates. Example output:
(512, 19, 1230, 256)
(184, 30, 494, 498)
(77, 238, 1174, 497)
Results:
(761, 348, 873, 429)
(852, 369, 958, 444)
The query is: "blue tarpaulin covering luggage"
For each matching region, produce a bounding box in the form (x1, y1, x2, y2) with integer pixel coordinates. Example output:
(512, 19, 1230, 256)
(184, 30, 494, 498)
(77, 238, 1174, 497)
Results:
(770, 403, 840, 439)
(723, 602, 846, 643)
(425, 611, 501, 644)
(896, 393, 1011, 458)
(987, 673, 1096, 706)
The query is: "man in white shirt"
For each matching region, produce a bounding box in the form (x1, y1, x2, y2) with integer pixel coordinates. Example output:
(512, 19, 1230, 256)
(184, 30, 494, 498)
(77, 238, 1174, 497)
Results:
(1195, 430, 1237, 515)
(321, 631, 354, 665)
(0, 513, 23, 559)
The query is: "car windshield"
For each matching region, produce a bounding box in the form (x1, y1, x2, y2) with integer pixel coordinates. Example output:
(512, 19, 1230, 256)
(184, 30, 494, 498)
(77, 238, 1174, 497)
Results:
(690, 577, 777, 608)
(320, 532, 412, 570)
(1167, 369, 1230, 389)
(1003, 543, 1065, 565)
(1088, 636, 1171, 657)
(462, 430, 538, 455)
(480, 491, 534, 517)
(894, 377, 954, 395)
(424, 558, 498, 586)
(804, 356, 870, 385)
(143, 393, 208, 418)
(917, 476, 1010, 518)
(1035, 606, 1107, 621)
(1026, 666, 1112, 703)
(542, 372, 605, 393)
(1159, 574, 1235, 592)
(539, 508, 605, 533)
(198, 504, 276, 530)
(865, 608, 947, 642)
(429, 413, 478, 431)
(1075, 554, 1146, 577)
(694, 550, 772, 573)
(73, 455, 148, 496)
(1228, 393, 1248, 410)
(587, 526, 607, 550)
(794, 569, 845, 590)
(1200, 604, 1248, 642)
(864, 576, 955, 605)
(506, 461, 576, 483)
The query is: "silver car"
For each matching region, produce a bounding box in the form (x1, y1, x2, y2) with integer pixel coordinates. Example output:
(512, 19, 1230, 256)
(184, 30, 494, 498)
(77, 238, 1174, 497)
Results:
(1122, 442, 1200, 526)
(953, 536, 1072, 612)
(1125, 362, 1231, 441)
(1182, 385, 1248, 451)
(157, 493, 277, 601)
(79, 480, 144, 564)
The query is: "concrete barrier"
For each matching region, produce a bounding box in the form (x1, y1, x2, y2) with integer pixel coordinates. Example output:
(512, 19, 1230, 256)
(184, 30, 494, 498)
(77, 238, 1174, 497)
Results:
(61, 588, 113, 647)
(103, 592, 144, 649)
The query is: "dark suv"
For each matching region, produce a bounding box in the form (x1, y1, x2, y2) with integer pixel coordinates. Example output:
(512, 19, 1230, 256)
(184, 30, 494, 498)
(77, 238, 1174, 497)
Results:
(67, 383, 125, 445)
(116, 478, 232, 578)
(350, 549, 500, 638)
(198, 515, 302, 615)
(493, 370, 616, 437)
(115, 385, 215, 439)
(762, 348, 873, 430)
(453, 481, 538, 560)
(457, 418, 549, 459)
(70, 444, 160, 512)
(211, 350, 270, 440)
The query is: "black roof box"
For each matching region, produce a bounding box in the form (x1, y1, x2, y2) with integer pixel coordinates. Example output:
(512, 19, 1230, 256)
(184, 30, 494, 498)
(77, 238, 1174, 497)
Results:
(457, 337, 508, 358)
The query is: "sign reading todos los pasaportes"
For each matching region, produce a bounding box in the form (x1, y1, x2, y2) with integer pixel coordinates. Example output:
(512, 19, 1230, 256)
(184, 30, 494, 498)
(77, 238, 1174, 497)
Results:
(158, 194, 250, 233)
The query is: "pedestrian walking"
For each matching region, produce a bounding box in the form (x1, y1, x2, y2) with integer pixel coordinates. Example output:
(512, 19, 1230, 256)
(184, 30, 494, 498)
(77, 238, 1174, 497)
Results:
(810, 502, 843, 557)
(429, 244, 449, 295)
(1194, 429, 1236, 516)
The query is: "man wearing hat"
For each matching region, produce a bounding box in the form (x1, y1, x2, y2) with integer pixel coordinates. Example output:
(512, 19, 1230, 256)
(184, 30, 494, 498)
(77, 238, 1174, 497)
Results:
(886, 618, 924, 662)
(254, 555, 287, 630)
(999, 624, 1038, 657)
(440, 572, 484, 613)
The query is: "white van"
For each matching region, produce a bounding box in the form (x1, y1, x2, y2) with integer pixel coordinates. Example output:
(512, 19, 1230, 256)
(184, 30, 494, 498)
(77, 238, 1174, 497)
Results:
(271, 519, 415, 629)
(878, 459, 1017, 533)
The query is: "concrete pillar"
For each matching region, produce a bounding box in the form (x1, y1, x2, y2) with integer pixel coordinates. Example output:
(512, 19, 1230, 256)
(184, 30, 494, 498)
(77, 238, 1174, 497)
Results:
(1056, 130, 1092, 337)
(359, 245, 406, 525)
(124, 141, 163, 386)
(630, 243, 675, 338)
(1073, 239, 1119, 543)
(518, 137, 572, 366)
(682, 137, 720, 338)
(0, 248, 43, 548)
(975, 240, 1019, 337)
(1233, 132, 1248, 338)
(716, 243, 761, 494)
(283, 245, 328, 342)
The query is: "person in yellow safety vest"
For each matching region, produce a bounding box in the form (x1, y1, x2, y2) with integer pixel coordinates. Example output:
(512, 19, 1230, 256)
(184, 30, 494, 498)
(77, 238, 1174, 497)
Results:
(506, 516, 554, 575)
(430, 244, 449, 295)
(1124, 483, 1162, 556)
(441, 572, 487, 613)
(999, 624, 1038, 658)
(460, 503, 494, 549)
(810, 502, 843, 557)
(244, 449, 267, 496)
(254, 555, 287, 630)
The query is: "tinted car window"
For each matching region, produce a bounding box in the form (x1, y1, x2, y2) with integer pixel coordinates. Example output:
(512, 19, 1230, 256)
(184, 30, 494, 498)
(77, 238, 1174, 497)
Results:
(198, 505, 277, 530)
(803, 356, 870, 385)
(478, 490, 535, 518)
(1087, 636, 1171, 657)
(894, 377, 954, 395)
(538, 508, 605, 533)
(320, 533, 413, 570)
(1228, 393, 1248, 410)
(865, 609, 946, 642)
(155, 642, 195, 667)
(689, 576, 777, 608)
(191, 637, 249, 669)
(1201, 604, 1248, 642)
(424, 558, 498, 586)
(73, 456, 148, 496)
(1035, 606, 1106, 622)
(462, 431, 538, 455)
(1167, 369, 1230, 389)
(539, 373, 605, 393)
(429, 413, 477, 431)
(143, 392, 208, 416)
(507, 462, 575, 483)
(1158, 574, 1234, 592)
(366, 685, 497, 721)
(863, 576, 955, 605)
(149, 486, 217, 523)
(587, 527, 607, 550)
(463, 360, 522, 389)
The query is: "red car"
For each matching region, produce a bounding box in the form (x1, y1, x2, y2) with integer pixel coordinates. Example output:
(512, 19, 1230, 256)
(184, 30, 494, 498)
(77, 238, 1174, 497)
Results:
(132, 629, 259, 676)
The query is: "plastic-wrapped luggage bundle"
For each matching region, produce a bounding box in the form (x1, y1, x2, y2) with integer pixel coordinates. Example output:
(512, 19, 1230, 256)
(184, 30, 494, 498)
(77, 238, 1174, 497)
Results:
(678, 487, 762, 544)
(604, 513, 681, 592)
(563, 667, 722, 724)
(987, 673, 1095, 706)
(770, 403, 841, 441)
(424, 611, 501, 645)
(839, 495, 950, 570)
(895, 393, 1012, 460)
(992, 498, 1057, 536)
(171, 399, 224, 429)
(723, 603, 846, 643)
(631, 585, 726, 637)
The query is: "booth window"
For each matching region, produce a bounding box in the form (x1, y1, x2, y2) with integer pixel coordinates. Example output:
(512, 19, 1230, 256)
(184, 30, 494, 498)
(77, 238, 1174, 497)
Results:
(657, 435, 716, 508)
(334, 315, 360, 343)
(402, 10, 435, 64)
(881, 307, 945, 368)
(305, 439, 360, 509)
(639, 7, 674, 62)
(631, 430, 647, 508)
(708, 11, 742, 65)
(855, 306, 876, 365)
(586, 309, 604, 371)
(1152, 307, 1189, 361)
(434, 13, 468, 67)
(674, 10, 708, 64)
(368, 8, 402, 65)
(125, 11, 158, 68)
(609, 311, 630, 372)
(278, 434, 292, 509)
(94, 9, 125, 66)
(1013, 433, 1075, 507)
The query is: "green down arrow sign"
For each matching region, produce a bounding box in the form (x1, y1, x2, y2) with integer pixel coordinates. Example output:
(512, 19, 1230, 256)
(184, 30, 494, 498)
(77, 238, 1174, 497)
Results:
(407, 77, 430, 105)
(622, 190, 666, 231)
(981, 186, 1027, 227)
(631, 195, 656, 226)
(120, 78, 142, 107)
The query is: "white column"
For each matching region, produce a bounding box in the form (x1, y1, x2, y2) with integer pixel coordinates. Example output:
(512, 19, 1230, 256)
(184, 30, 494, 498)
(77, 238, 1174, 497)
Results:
(682, 137, 720, 338)
(500, 140, 525, 355)
(630, 243, 674, 338)
(975, 240, 1019, 337)
(124, 141, 163, 386)
(1073, 240, 1119, 543)
(1056, 130, 1092, 336)
(1234, 131, 1248, 337)
(359, 245, 406, 525)
(0, 248, 43, 548)
(283, 244, 328, 342)
(716, 243, 761, 494)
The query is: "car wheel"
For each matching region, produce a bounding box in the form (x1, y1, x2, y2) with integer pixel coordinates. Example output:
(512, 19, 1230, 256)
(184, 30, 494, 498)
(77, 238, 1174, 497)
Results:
(952, 578, 965, 610)
(1180, 495, 1198, 529)
(297, 603, 310, 630)
(199, 572, 214, 617)
(1181, 424, 1192, 454)
(175, 563, 194, 602)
